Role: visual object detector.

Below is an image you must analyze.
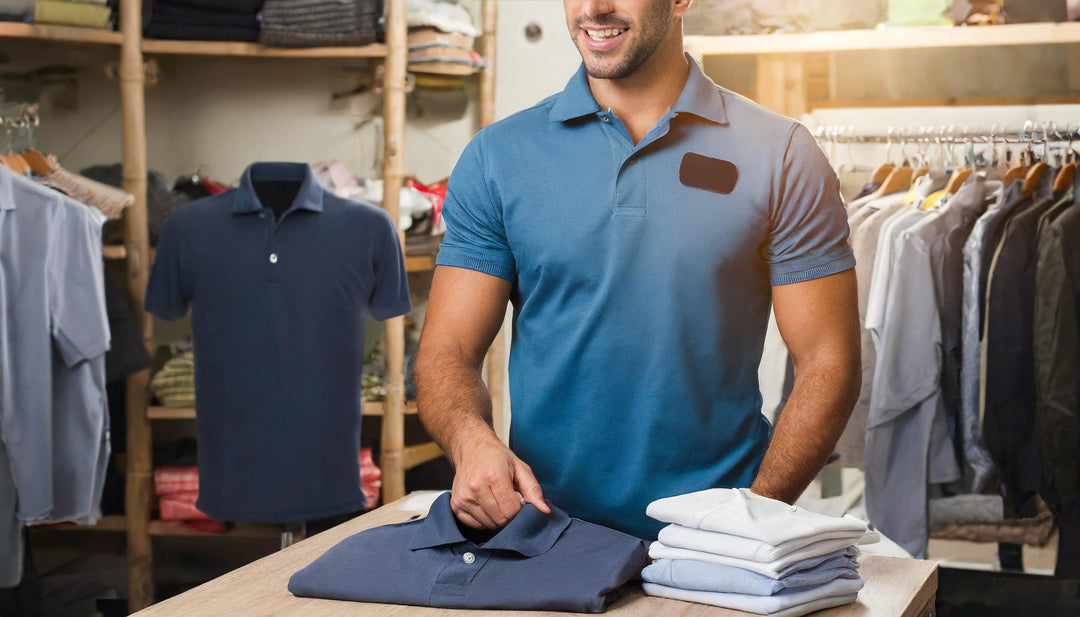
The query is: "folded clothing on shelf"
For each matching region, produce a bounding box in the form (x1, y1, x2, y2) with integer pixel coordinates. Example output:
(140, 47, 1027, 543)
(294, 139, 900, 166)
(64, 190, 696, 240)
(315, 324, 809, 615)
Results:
(142, 0, 261, 41)
(641, 489, 868, 614)
(33, 0, 112, 28)
(0, 0, 33, 21)
(154, 466, 214, 523)
(150, 349, 195, 408)
(259, 0, 381, 48)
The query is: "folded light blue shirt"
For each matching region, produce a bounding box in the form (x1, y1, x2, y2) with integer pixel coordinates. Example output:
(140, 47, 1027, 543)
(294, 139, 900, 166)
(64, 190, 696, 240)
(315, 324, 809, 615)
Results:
(289, 492, 650, 613)
(642, 555, 859, 596)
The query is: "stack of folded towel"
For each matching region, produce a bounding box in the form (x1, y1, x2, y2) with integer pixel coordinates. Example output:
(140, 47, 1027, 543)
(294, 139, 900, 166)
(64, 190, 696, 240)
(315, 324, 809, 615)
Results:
(643, 488, 871, 617)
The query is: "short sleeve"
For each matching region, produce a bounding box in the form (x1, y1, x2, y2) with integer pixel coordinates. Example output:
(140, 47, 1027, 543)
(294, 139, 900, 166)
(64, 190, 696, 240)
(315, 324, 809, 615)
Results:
(434, 135, 516, 281)
(50, 202, 110, 367)
(766, 123, 855, 286)
(368, 210, 412, 321)
(145, 209, 194, 320)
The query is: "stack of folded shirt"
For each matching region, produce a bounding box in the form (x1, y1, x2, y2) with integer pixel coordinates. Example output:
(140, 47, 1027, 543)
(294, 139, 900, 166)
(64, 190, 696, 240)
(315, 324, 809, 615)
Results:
(143, 0, 263, 42)
(643, 488, 870, 617)
(34, 0, 112, 29)
(259, 0, 380, 48)
(150, 350, 195, 408)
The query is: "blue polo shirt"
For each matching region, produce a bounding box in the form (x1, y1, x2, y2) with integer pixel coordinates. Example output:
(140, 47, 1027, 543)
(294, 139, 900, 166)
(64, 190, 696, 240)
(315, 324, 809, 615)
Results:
(435, 57, 854, 539)
(289, 492, 650, 612)
(146, 162, 410, 522)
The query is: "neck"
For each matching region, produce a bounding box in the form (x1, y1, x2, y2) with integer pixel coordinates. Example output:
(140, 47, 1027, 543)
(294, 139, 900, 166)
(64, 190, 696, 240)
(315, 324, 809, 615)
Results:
(587, 41, 690, 144)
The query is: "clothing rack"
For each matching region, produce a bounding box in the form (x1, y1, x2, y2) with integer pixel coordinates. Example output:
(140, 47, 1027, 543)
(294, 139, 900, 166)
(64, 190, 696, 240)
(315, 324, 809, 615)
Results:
(814, 124, 1077, 146)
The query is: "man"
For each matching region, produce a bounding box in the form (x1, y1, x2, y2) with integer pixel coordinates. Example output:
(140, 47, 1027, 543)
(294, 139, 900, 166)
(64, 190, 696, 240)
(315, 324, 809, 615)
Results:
(415, 0, 860, 540)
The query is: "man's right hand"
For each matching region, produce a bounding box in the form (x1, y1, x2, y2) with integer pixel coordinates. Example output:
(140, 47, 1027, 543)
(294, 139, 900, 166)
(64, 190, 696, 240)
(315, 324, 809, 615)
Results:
(449, 434, 550, 530)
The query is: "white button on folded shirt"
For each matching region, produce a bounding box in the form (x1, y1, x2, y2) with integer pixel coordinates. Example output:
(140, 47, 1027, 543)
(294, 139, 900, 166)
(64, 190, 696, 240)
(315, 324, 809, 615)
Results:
(269, 253, 278, 264)
(462, 552, 475, 564)
(646, 488, 868, 546)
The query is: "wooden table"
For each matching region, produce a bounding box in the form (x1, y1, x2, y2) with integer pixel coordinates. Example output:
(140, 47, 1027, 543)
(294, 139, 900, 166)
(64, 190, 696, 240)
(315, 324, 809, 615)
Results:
(132, 495, 938, 617)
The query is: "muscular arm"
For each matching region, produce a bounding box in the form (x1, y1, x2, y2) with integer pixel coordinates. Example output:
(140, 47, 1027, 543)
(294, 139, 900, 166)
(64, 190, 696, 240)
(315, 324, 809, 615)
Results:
(751, 269, 861, 503)
(415, 266, 549, 529)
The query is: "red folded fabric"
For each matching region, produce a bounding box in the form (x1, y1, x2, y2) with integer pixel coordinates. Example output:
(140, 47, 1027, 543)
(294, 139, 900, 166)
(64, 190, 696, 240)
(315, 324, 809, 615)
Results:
(154, 466, 199, 495)
(159, 490, 214, 521)
(360, 445, 381, 509)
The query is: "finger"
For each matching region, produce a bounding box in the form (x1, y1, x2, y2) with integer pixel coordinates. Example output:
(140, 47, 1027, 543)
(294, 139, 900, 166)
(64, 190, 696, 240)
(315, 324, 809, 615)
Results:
(451, 491, 499, 530)
(460, 479, 505, 530)
(453, 507, 487, 530)
(486, 480, 523, 527)
(513, 460, 550, 514)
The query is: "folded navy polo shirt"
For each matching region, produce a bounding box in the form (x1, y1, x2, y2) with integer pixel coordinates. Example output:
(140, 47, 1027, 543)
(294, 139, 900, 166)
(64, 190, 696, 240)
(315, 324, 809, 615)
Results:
(145, 162, 410, 522)
(288, 492, 650, 612)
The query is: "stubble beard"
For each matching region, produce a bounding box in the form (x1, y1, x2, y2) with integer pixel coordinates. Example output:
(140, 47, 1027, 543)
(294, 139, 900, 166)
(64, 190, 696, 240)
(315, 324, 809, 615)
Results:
(573, 6, 672, 80)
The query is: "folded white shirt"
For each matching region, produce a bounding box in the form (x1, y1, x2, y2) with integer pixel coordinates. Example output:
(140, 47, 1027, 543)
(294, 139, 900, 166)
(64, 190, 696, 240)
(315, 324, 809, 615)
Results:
(647, 488, 868, 546)
(649, 542, 860, 578)
(643, 582, 860, 617)
(658, 523, 866, 563)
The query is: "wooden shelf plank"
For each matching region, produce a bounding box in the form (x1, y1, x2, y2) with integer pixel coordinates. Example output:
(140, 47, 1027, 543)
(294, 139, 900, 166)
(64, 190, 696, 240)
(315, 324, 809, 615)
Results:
(402, 441, 443, 469)
(103, 244, 127, 260)
(405, 254, 436, 272)
(686, 22, 1080, 56)
(147, 401, 418, 420)
(141, 39, 387, 58)
(0, 21, 122, 45)
(34, 515, 282, 538)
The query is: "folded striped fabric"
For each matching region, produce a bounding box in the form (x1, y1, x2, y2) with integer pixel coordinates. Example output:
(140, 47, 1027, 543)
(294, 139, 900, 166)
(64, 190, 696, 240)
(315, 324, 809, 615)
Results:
(151, 350, 196, 407)
(259, 0, 381, 47)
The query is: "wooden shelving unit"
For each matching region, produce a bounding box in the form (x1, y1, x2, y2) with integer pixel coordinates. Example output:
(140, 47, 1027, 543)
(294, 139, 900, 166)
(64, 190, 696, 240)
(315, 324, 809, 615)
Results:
(685, 21, 1080, 119)
(1, 2, 493, 610)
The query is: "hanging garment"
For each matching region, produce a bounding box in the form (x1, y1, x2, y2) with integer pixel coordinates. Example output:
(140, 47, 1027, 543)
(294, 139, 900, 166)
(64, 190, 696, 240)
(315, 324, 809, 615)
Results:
(958, 180, 1028, 492)
(982, 176, 1060, 513)
(0, 437, 21, 587)
(145, 162, 410, 523)
(0, 166, 112, 527)
(641, 577, 862, 617)
(641, 555, 859, 596)
(864, 178, 993, 557)
(932, 182, 1000, 492)
(288, 492, 649, 613)
(839, 190, 910, 468)
(1033, 200, 1080, 578)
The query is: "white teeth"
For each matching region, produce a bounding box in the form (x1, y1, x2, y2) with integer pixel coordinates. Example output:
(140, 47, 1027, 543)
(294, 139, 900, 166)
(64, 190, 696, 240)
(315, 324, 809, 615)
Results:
(586, 28, 626, 41)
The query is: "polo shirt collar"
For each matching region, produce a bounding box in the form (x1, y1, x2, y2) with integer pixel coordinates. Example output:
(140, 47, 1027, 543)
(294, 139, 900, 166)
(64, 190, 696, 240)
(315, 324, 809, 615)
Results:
(409, 492, 571, 557)
(671, 53, 728, 125)
(548, 63, 602, 122)
(0, 166, 18, 211)
(548, 54, 728, 126)
(231, 162, 324, 214)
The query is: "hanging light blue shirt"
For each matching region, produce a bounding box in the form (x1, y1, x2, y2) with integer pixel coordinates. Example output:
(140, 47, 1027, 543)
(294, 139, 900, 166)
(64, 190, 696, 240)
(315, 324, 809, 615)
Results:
(435, 57, 854, 540)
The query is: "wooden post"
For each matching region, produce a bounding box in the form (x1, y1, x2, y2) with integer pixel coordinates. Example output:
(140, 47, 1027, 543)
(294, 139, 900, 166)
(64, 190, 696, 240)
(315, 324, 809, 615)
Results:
(119, 0, 154, 611)
(755, 53, 808, 118)
(380, 0, 408, 504)
(477, 0, 508, 443)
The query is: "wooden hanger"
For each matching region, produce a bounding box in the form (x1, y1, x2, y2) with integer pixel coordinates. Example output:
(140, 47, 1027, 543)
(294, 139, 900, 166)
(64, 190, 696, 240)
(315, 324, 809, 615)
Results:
(870, 163, 895, 185)
(19, 148, 55, 177)
(1054, 161, 1077, 194)
(869, 164, 913, 198)
(942, 166, 973, 195)
(1020, 160, 1048, 197)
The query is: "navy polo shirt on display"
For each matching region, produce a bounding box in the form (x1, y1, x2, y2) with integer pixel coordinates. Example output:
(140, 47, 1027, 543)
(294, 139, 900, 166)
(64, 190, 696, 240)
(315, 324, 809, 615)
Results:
(436, 56, 854, 540)
(288, 492, 650, 612)
(145, 162, 410, 522)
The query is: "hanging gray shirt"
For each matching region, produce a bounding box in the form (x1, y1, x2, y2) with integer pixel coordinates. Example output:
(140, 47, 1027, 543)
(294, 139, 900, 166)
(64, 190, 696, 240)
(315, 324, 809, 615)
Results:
(0, 166, 111, 525)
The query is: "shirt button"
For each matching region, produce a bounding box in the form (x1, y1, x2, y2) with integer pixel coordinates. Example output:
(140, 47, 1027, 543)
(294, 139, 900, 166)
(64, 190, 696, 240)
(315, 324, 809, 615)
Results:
(601, 115, 611, 123)
(462, 552, 476, 564)
(628, 157, 638, 166)
(269, 253, 278, 264)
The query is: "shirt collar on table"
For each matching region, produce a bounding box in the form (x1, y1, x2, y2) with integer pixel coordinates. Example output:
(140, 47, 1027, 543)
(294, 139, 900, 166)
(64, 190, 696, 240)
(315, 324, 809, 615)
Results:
(230, 162, 324, 215)
(547, 54, 728, 126)
(408, 492, 571, 557)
